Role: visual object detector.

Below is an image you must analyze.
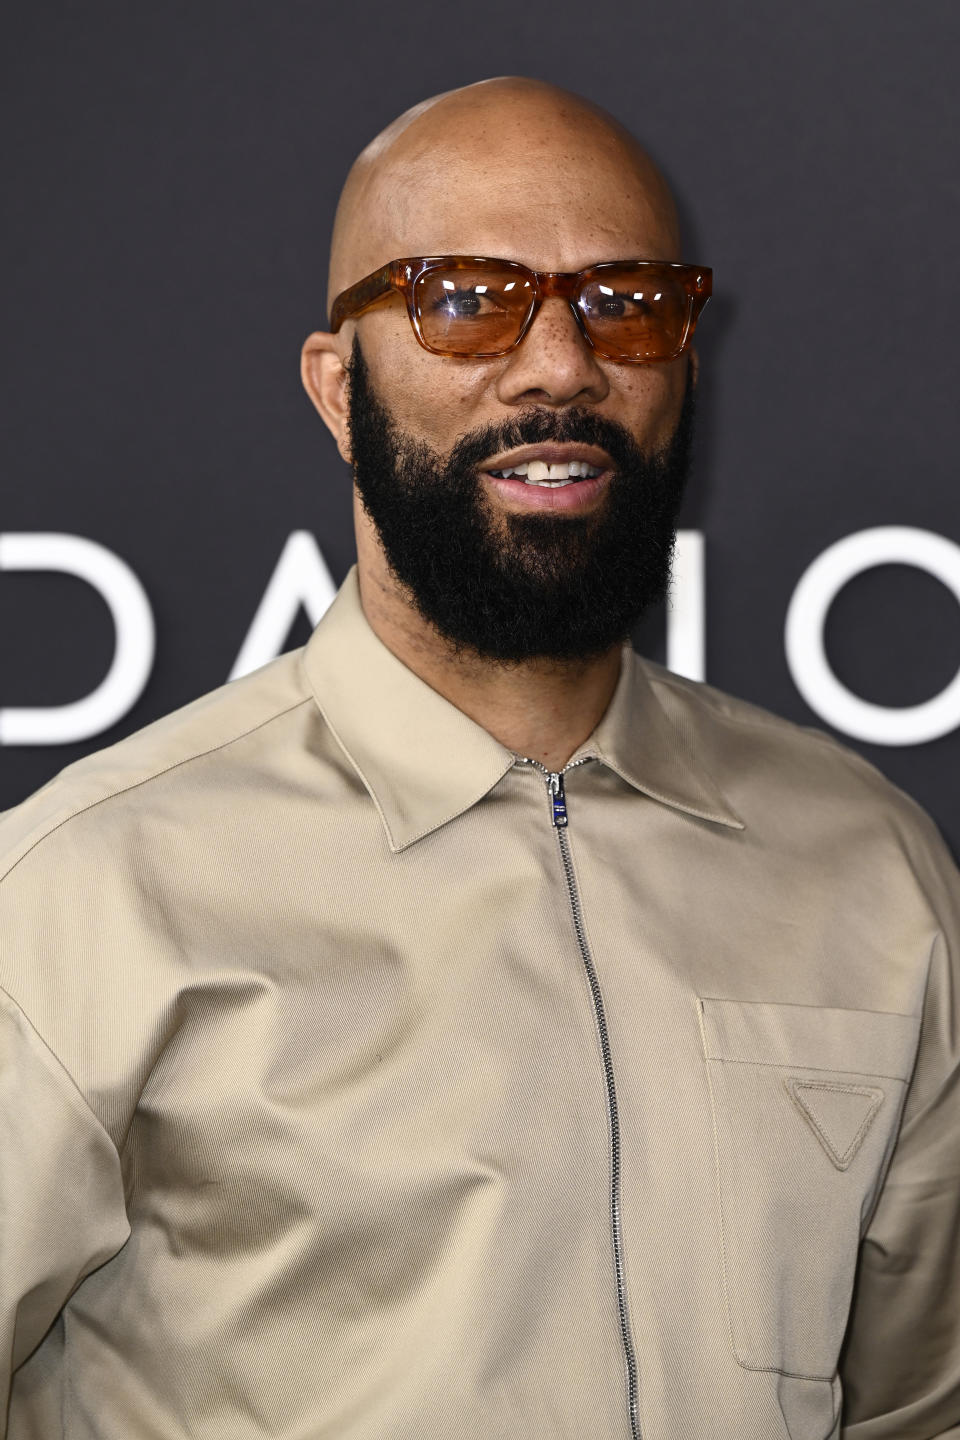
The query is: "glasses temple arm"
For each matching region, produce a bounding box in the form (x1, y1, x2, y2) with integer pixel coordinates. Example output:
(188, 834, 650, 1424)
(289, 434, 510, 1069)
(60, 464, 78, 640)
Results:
(329, 263, 400, 332)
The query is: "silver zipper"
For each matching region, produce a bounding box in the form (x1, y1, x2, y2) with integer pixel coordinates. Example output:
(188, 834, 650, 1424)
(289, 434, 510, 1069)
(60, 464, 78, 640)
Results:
(515, 755, 641, 1440)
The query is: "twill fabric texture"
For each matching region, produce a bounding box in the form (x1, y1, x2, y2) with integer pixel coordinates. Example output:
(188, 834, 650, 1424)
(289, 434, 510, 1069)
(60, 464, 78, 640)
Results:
(1, 567, 959, 1440)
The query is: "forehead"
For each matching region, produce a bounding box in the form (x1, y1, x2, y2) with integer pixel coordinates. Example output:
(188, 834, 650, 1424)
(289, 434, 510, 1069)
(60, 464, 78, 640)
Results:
(355, 134, 678, 279)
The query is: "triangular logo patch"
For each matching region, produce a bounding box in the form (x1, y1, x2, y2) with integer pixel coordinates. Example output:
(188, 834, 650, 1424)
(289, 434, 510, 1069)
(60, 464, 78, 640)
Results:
(786, 1079, 885, 1170)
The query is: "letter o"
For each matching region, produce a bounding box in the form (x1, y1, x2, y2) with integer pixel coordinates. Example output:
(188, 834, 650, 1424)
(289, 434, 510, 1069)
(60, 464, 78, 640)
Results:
(785, 526, 960, 746)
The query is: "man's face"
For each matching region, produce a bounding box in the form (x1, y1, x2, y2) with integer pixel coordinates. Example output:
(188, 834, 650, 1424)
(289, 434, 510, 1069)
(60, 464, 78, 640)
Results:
(346, 333, 694, 662)
(311, 89, 696, 662)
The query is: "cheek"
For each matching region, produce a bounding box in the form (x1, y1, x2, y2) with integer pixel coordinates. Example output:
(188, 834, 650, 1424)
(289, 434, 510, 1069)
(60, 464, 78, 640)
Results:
(614, 359, 689, 449)
(363, 318, 496, 443)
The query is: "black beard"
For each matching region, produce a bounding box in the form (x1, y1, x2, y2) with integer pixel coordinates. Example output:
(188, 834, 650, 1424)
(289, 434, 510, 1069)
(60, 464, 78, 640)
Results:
(345, 335, 695, 663)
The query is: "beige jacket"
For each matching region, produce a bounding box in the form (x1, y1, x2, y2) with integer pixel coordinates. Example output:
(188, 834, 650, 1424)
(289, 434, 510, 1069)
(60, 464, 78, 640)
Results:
(2, 567, 958, 1440)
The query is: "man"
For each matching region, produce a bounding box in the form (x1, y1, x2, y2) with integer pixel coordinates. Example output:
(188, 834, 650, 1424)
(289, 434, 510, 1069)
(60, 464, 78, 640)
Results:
(1, 77, 958, 1440)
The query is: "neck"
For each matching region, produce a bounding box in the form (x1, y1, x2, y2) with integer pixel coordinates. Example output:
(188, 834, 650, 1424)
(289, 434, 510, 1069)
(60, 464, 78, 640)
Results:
(356, 552, 623, 773)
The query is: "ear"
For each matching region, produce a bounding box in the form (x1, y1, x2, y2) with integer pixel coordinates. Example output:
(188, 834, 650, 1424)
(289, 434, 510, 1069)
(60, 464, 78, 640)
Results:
(301, 331, 353, 464)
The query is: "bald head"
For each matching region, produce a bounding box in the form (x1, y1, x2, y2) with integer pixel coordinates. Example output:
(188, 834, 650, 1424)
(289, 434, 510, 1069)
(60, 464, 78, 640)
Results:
(327, 77, 680, 315)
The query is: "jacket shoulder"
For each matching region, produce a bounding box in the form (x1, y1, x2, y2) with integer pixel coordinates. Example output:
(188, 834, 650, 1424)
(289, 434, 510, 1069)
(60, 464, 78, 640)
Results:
(641, 657, 946, 846)
(0, 649, 314, 884)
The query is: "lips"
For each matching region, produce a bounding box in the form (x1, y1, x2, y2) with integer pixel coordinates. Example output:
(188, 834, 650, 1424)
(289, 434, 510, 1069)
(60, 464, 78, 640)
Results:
(481, 443, 613, 513)
(482, 441, 613, 493)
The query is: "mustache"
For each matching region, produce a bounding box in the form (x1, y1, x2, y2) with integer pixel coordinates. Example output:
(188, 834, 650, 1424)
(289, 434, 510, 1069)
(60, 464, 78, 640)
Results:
(447, 406, 644, 475)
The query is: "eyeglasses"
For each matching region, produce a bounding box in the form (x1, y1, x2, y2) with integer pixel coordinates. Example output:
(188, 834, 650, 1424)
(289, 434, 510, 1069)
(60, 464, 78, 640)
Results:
(329, 255, 712, 363)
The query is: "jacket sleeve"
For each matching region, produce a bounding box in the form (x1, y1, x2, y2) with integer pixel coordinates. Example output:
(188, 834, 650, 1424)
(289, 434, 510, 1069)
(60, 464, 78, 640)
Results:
(839, 821, 960, 1438)
(0, 987, 130, 1435)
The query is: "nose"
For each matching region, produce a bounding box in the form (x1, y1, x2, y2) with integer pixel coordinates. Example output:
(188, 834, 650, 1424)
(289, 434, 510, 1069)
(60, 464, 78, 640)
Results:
(494, 295, 609, 408)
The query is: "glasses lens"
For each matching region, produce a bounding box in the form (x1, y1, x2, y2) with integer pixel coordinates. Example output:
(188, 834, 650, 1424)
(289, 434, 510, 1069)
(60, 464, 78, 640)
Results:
(579, 266, 692, 360)
(414, 263, 535, 355)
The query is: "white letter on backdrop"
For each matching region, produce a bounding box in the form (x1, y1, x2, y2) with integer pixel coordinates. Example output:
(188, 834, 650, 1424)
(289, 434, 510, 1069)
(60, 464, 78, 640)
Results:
(229, 530, 336, 681)
(667, 529, 705, 682)
(785, 525, 960, 745)
(0, 533, 155, 745)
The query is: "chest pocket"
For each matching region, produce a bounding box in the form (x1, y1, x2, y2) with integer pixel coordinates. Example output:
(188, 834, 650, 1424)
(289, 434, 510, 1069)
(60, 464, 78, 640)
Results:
(698, 997, 920, 1379)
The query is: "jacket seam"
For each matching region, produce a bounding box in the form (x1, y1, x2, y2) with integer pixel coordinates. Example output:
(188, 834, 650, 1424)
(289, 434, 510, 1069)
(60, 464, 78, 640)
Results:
(708, 1055, 911, 1082)
(0, 698, 314, 891)
(699, 994, 921, 1019)
(0, 982, 120, 1153)
(649, 662, 882, 758)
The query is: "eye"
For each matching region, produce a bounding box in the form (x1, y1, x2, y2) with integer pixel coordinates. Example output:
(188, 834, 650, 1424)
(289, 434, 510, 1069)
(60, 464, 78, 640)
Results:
(443, 290, 483, 317)
(430, 285, 507, 320)
(589, 290, 651, 319)
(597, 294, 627, 317)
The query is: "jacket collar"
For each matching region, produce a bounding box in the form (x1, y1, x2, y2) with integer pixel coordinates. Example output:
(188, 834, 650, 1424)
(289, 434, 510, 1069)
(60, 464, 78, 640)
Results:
(302, 568, 744, 852)
(578, 645, 745, 832)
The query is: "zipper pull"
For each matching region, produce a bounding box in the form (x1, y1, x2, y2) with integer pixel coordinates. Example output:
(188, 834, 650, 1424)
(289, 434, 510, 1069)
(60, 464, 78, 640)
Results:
(548, 771, 568, 828)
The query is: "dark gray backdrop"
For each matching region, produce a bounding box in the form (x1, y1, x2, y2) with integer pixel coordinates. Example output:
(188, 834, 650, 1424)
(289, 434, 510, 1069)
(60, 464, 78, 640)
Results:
(3, 2, 959, 847)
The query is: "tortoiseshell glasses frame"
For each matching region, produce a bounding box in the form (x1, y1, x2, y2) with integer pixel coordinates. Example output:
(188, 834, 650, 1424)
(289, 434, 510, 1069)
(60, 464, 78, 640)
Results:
(329, 255, 712, 363)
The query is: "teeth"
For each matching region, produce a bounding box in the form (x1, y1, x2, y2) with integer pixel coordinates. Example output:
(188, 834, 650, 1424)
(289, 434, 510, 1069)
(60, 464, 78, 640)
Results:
(491, 459, 603, 483)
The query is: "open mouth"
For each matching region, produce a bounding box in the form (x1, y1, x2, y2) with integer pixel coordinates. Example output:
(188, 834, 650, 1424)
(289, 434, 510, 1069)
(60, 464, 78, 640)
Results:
(486, 460, 605, 488)
(481, 444, 613, 511)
